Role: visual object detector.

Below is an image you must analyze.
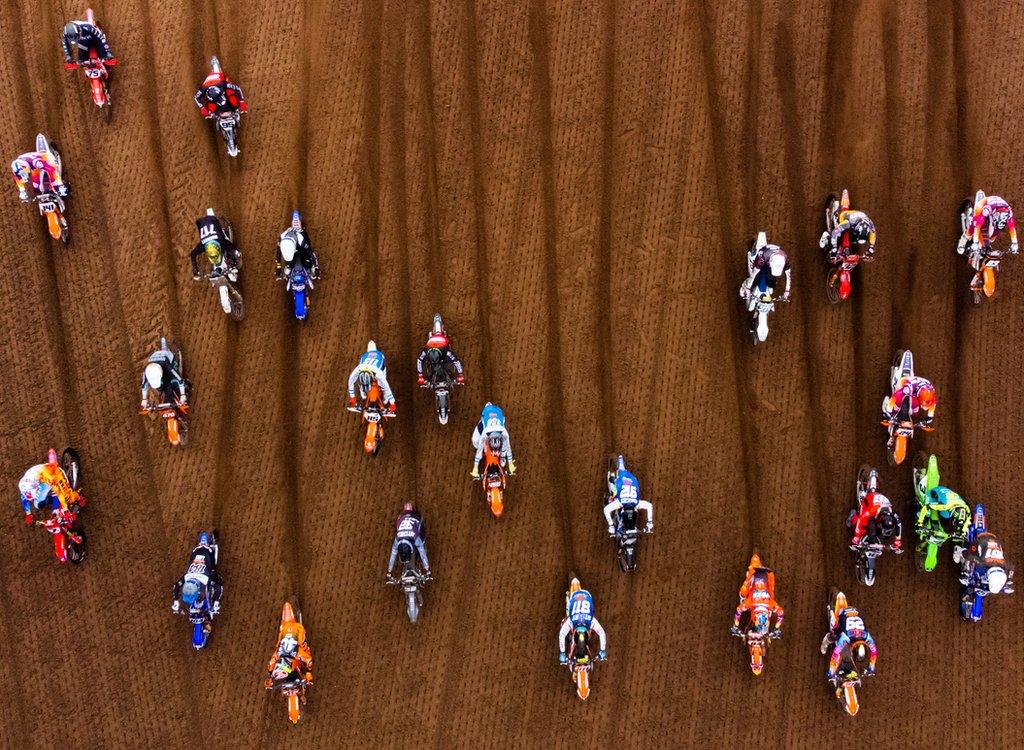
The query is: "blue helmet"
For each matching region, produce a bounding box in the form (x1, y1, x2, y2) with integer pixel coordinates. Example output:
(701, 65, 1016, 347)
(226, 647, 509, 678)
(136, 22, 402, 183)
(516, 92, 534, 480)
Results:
(198, 531, 211, 547)
(181, 580, 200, 606)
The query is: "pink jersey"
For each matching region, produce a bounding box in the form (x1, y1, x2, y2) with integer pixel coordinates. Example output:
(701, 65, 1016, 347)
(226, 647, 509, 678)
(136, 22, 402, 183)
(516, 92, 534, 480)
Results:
(11, 151, 63, 194)
(968, 195, 1017, 246)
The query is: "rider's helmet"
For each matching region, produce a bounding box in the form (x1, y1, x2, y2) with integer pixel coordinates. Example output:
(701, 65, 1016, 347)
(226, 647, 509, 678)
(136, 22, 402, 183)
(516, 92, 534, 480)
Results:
(181, 580, 200, 606)
(358, 370, 372, 391)
(46, 448, 59, 466)
(768, 251, 786, 277)
(204, 241, 223, 265)
(988, 568, 1008, 594)
(877, 510, 897, 539)
(280, 235, 297, 262)
(992, 205, 1011, 231)
(63, 22, 80, 45)
(279, 634, 299, 658)
(949, 504, 969, 532)
(487, 434, 503, 453)
(206, 84, 223, 102)
(918, 384, 937, 411)
(852, 219, 871, 245)
(427, 348, 442, 365)
(852, 640, 869, 662)
(145, 362, 164, 390)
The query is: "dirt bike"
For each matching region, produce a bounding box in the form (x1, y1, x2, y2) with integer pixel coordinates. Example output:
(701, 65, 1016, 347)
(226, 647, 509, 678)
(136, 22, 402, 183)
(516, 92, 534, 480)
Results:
(266, 601, 309, 724)
(421, 369, 460, 426)
(958, 198, 1007, 305)
(386, 557, 431, 624)
(746, 281, 785, 346)
(850, 467, 899, 586)
(732, 611, 779, 677)
(140, 400, 189, 446)
(349, 380, 394, 456)
(604, 456, 650, 572)
(173, 531, 219, 649)
(911, 452, 964, 572)
(883, 349, 927, 465)
(37, 448, 85, 564)
(284, 263, 310, 321)
(958, 504, 1013, 622)
(476, 445, 508, 518)
(832, 667, 862, 716)
(216, 112, 241, 157)
(24, 134, 70, 243)
(822, 193, 871, 303)
(198, 216, 243, 319)
(565, 628, 597, 701)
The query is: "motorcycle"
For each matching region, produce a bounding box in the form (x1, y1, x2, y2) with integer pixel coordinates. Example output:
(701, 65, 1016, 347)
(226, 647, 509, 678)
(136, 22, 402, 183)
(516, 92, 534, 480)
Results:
(199, 214, 243, 319)
(958, 504, 1013, 622)
(349, 379, 394, 456)
(386, 554, 431, 624)
(141, 400, 188, 446)
(832, 667, 863, 716)
(37, 448, 85, 564)
(732, 610, 778, 677)
(29, 135, 70, 244)
(959, 198, 1005, 305)
(174, 530, 219, 649)
(422, 370, 460, 426)
(746, 282, 784, 346)
(266, 601, 309, 724)
(850, 467, 897, 586)
(604, 456, 651, 572)
(476, 444, 507, 518)
(883, 349, 923, 465)
(911, 452, 962, 573)
(566, 627, 596, 701)
(822, 192, 871, 303)
(74, 11, 114, 119)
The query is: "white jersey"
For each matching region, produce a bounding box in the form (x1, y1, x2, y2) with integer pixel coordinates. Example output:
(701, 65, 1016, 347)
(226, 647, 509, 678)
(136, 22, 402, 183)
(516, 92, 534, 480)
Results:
(346, 362, 395, 405)
(558, 616, 607, 654)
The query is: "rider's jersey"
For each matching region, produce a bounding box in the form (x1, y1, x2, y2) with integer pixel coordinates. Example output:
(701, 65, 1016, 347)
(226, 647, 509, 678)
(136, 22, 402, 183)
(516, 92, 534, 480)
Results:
(11, 152, 63, 194)
(347, 349, 395, 405)
(831, 210, 876, 249)
(614, 471, 640, 507)
(967, 195, 1017, 246)
(396, 513, 423, 541)
(567, 591, 594, 629)
(62, 22, 113, 62)
(917, 487, 970, 535)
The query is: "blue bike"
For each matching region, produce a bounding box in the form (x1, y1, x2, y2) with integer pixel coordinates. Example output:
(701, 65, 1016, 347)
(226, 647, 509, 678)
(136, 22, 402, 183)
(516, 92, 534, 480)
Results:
(958, 504, 1014, 622)
(288, 263, 310, 321)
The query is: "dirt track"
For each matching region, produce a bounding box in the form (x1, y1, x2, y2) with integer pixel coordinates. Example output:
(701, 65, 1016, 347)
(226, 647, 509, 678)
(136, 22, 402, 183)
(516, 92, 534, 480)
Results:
(2, 1, 1023, 747)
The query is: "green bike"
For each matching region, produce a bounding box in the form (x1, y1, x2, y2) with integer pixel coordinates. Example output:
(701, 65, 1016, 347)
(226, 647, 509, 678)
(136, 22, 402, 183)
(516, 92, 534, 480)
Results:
(911, 453, 969, 572)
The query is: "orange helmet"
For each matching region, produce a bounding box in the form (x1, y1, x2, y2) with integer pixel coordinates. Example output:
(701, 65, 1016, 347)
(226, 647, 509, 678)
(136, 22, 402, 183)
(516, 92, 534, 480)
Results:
(918, 384, 937, 411)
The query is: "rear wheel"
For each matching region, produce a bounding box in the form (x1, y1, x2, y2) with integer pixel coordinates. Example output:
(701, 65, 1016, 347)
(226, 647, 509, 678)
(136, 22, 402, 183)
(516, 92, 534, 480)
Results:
(826, 268, 841, 304)
(406, 590, 419, 623)
(67, 526, 86, 565)
(228, 284, 244, 321)
(60, 448, 81, 490)
(855, 555, 875, 586)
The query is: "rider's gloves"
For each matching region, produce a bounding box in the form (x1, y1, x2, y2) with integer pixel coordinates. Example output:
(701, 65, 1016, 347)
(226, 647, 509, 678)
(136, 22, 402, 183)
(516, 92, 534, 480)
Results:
(818, 231, 829, 249)
(956, 235, 968, 255)
(770, 629, 782, 639)
(64, 62, 79, 70)
(387, 402, 396, 415)
(417, 375, 426, 385)
(607, 525, 615, 536)
(952, 545, 966, 564)
(470, 464, 480, 479)
(348, 395, 358, 409)
(730, 625, 742, 637)
(863, 666, 875, 677)
(456, 374, 465, 384)
(263, 677, 273, 689)
(212, 601, 220, 614)
(1011, 242, 1019, 255)
(274, 264, 284, 280)
(782, 291, 791, 302)
(239, 101, 248, 113)
(892, 537, 903, 553)
(18, 189, 29, 202)
(597, 650, 607, 661)
(559, 653, 568, 664)
(645, 522, 653, 532)
(56, 184, 69, 198)
(507, 459, 517, 476)
(171, 600, 180, 613)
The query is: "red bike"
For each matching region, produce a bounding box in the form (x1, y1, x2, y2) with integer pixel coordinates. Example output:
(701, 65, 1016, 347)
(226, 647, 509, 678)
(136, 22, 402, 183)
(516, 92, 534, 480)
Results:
(68, 10, 114, 120)
(823, 193, 871, 302)
(36, 448, 86, 564)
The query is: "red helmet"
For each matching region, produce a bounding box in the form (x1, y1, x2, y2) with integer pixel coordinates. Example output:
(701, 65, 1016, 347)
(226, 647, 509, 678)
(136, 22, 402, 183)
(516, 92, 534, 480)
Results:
(402, 502, 415, 515)
(918, 384, 937, 411)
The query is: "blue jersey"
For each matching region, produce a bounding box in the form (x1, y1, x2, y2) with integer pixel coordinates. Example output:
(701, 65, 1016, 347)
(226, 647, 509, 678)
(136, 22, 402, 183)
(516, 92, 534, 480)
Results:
(480, 403, 506, 427)
(360, 349, 386, 371)
(614, 471, 641, 507)
(567, 591, 594, 629)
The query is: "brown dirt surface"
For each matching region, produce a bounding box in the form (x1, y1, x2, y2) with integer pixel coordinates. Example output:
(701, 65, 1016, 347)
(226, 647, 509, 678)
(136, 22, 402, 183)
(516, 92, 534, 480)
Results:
(2, 0, 1023, 747)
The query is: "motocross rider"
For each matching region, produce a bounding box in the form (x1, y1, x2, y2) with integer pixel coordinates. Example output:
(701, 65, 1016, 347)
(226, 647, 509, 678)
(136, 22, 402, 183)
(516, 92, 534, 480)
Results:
(62, 15, 116, 69)
(387, 503, 430, 580)
(346, 341, 396, 414)
(957, 507, 1015, 599)
(739, 232, 791, 305)
(604, 455, 654, 535)
(848, 476, 902, 552)
(820, 188, 876, 264)
(559, 578, 607, 663)
(821, 591, 877, 680)
(190, 209, 240, 281)
(958, 190, 1018, 262)
(883, 374, 937, 430)
(171, 531, 222, 616)
(140, 338, 189, 411)
(194, 57, 247, 120)
(11, 134, 69, 202)
(18, 449, 85, 525)
(916, 487, 971, 544)
(264, 602, 313, 688)
(275, 210, 319, 281)
(731, 552, 784, 637)
(416, 314, 465, 387)
(471, 402, 515, 478)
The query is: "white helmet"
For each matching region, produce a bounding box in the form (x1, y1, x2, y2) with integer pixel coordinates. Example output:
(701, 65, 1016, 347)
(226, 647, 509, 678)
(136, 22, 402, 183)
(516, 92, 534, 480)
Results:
(988, 567, 1007, 594)
(769, 252, 786, 277)
(280, 236, 297, 262)
(280, 634, 298, 657)
(144, 362, 164, 390)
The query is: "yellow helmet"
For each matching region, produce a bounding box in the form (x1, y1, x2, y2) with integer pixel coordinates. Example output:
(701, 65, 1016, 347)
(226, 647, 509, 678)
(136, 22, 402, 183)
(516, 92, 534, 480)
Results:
(204, 241, 222, 264)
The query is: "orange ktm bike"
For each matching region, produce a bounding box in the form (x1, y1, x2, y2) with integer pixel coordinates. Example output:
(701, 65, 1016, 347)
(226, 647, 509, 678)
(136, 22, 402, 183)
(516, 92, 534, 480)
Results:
(959, 198, 1006, 305)
(477, 445, 507, 518)
(355, 381, 393, 456)
(140, 401, 188, 446)
(732, 608, 778, 677)
(265, 601, 310, 724)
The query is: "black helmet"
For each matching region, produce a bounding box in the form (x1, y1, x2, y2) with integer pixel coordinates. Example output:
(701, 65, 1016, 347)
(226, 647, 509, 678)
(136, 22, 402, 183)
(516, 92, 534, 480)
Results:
(397, 542, 413, 565)
(64, 22, 80, 44)
(852, 220, 871, 244)
(878, 511, 897, 536)
(427, 348, 442, 365)
(358, 371, 372, 390)
(207, 84, 223, 101)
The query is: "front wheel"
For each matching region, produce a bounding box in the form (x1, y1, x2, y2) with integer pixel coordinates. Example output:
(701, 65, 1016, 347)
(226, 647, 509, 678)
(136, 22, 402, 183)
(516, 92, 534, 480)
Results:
(826, 268, 842, 304)
(60, 448, 82, 490)
(855, 554, 875, 586)
(887, 434, 907, 466)
(66, 526, 86, 564)
(405, 589, 420, 623)
(435, 389, 450, 425)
